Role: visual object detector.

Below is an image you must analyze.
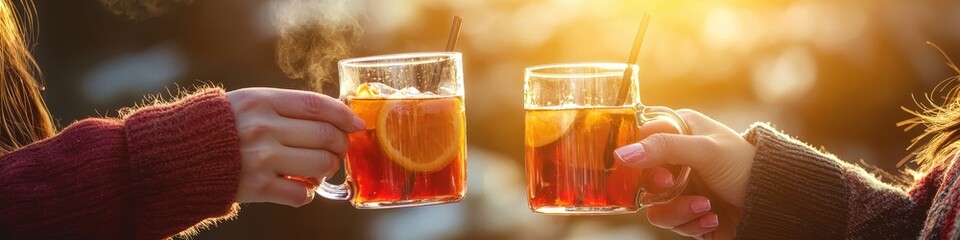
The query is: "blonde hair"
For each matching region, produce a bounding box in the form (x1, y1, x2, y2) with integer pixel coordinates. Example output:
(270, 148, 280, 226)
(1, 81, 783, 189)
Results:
(898, 43, 960, 172)
(0, 0, 55, 154)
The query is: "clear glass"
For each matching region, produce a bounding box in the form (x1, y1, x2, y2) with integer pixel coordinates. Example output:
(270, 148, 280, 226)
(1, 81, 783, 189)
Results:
(317, 52, 467, 209)
(524, 63, 691, 215)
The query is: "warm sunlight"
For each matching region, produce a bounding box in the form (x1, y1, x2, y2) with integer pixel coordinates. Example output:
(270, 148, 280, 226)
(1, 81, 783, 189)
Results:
(20, 0, 960, 239)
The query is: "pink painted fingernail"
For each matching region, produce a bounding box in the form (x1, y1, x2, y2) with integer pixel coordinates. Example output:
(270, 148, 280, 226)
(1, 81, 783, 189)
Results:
(690, 198, 711, 213)
(352, 117, 366, 131)
(654, 172, 674, 188)
(700, 214, 719, 228)
(614, 143, 646, 165)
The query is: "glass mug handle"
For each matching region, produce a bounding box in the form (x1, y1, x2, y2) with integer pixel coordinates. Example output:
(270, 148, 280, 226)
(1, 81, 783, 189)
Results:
(315, 98, 353, 201)
(316, 177, 351, 201)
(634, 105, 693, 208)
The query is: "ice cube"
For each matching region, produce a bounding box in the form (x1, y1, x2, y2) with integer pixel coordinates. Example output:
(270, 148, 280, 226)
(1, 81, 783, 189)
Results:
(398, 87, 421, 96)
(355, 82, 397, 98)
(438, 86, 457, 96)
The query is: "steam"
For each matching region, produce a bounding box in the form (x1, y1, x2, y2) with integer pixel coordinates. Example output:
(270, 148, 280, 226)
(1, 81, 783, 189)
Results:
(273, 0, 362, 94)
(98, 0, 192, 21)
(98, 0, 363, 94)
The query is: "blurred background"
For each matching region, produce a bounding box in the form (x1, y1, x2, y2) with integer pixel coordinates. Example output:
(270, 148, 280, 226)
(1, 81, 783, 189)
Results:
(24, 0, 960, 239)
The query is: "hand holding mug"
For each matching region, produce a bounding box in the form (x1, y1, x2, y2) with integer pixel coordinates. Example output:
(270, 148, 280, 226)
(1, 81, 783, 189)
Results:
(227, 88, 365, 207)
(616, 109, 756, 239)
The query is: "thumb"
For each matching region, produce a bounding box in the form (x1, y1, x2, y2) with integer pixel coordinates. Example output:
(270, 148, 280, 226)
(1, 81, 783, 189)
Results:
(614, 133, 716, 170)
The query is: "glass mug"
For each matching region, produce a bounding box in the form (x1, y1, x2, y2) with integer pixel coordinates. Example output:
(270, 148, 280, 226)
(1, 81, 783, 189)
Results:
(316, 52, 467, 209)
(524, 63, 691, 215)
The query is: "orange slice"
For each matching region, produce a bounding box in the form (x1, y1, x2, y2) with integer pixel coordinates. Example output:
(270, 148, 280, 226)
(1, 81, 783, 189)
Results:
(375, 97, 464, 172)
(525, 109, 576, 148)
(575, 109, 615, 170)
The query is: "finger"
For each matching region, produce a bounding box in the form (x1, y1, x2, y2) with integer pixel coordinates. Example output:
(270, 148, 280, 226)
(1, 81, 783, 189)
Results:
(614, 133, 716, 170)
(671, 213, 720, 237)
(267, 89, 364, 132)
(646, 195, 712, 229)
(262, 178, 314, 207)
(640, 108, 715, 137)
(272, 118, 349, 153)
(284, 175, 321, 189)
(638, 118, 681, 139)
(640, 167, 675, 193)
(268, 147, 341, 179)
(619, 108, 718, 170)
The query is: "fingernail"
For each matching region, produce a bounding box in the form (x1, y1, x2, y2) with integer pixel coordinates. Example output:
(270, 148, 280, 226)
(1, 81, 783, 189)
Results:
(690, 198, 711, 213)
(614, 143, 646, 164)
(654, 172, 674, 188)
(352, 117, 366, 131)
(700, 214, 719, 228)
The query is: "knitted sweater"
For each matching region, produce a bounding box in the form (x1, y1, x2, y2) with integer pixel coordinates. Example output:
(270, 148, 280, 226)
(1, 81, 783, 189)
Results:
(736, 122, 954, 239)
(0, 89, 242, 239)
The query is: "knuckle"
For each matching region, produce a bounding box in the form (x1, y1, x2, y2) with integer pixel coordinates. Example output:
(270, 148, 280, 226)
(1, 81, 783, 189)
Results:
(319, 124, 349, 152)
(660, 136, 716, 168)
(317, 150, 341, 177)
(646, 133, 675, 152)
(318, 150, 338, 165)
(231, 91, 262, 112)
(338, 133, 350, 152)
(243, 120, 272, 138)
(254, 147, 278, 163)
(693, 136, 721, 158)
(242, 147, 272, 170)
(692, 136, 719, 149)
(315, 123, 335, 141)
(301, 94, 332, 116)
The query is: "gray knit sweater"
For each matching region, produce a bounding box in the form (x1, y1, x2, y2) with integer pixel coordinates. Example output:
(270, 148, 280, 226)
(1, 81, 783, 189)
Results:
(735, 123, 956, 239)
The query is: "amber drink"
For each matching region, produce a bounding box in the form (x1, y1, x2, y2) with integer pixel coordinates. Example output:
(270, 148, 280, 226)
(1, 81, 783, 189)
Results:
(526, 107, 643, 213)
(523, 63, 691, 215)
(316, 52, 467, 209)
(346, 96, 465, 207)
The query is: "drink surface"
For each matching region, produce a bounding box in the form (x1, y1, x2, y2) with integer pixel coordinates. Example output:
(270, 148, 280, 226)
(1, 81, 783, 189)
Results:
(346, 96, 466, 207)
(525, 106, 643, 214)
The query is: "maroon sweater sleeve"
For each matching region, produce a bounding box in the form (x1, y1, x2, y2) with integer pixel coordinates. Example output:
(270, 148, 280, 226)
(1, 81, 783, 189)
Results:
(0, 89, 241, 239)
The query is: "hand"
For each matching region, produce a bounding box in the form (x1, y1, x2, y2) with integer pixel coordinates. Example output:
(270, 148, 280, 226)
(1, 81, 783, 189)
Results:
(227, 88, 364, 207)
(614, 109, 756, 239)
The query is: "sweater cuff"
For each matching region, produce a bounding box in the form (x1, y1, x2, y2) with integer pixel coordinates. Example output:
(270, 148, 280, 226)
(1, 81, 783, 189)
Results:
(123, 88, 241, 238)
(735, 122, 849, 239)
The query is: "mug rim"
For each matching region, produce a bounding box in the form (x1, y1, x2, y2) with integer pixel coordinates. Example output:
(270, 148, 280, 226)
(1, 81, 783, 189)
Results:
(339, 52, 461, 68)
(525, 62, 639, 79)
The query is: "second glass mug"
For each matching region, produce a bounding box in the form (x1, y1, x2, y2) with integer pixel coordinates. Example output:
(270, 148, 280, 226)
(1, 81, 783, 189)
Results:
(524, 63, 691, 215)
(315, 52, 467, 209)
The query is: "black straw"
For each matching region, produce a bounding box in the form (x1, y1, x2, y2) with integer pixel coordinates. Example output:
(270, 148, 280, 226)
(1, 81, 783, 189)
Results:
(614, 13, 651, 105)
(605, 13, 651, 170)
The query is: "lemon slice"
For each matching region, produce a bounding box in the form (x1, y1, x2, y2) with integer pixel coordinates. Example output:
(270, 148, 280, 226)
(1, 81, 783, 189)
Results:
(525, 109, 577, 148)
(375, 97, 464, 172)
